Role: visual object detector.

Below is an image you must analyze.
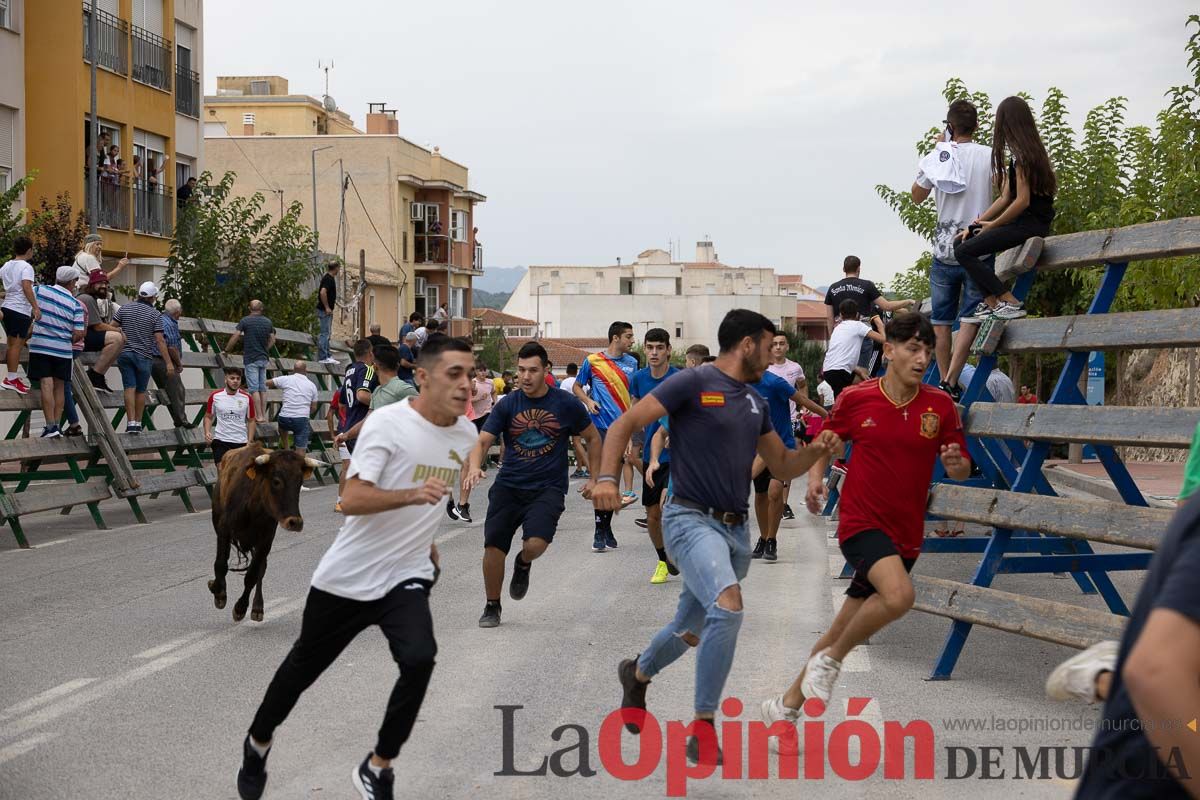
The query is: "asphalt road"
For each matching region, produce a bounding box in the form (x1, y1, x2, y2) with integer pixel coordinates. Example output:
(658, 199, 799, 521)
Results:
(0, 472, 1126, 799)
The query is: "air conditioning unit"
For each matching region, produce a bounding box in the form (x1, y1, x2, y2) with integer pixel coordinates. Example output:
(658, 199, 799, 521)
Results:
(410, 202, 424, 221)
(415, 277, 427, 295)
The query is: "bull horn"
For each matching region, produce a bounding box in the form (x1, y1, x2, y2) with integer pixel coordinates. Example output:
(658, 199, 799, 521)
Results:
(254, 453, 272, 465)
(304, 457, 325, 468)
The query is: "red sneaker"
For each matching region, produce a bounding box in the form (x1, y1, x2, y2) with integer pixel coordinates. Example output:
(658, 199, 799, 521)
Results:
(1, 377, 29, 395)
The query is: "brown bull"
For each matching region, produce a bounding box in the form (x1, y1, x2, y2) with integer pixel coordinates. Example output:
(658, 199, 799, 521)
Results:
(207, 443, 322, 622)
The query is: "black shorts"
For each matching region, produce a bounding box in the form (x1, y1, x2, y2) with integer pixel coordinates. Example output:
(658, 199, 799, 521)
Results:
(1, 308, 31, 339)
(473, 413, 489, 432)
(753, 466, 789, 494)
(824, 369, 855, 398)
(27, 353, 72, 383)
(642, 462, 670, 507)
(840, 529, 917, 599)
(211, 439, 245, 466)
(83, 328, 108, 352)
(483, 482, 566, 554)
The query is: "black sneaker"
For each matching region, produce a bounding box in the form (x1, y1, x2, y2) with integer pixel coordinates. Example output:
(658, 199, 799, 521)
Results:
(938, 381, 963, 402)
(605, 530, 619, 549)
(782, 503, 795, 520)
(634, 518, 648, 529)
(87, 368, 112, 392)
(666, 560, 680, 576)
(618, 657, 650, 734)
(446, 497, 461, 521)
(764, 538, 778, 562)
(686, 723, 724, 766)
(351, 753, 394, 800)
(509, 557, 531, 601)
(751, 538, 766, 559)
(592, 532, 607, 553)
(458, 503, 473, 524)
(478, 601, 501, 628)
(236, 735, 269, 800)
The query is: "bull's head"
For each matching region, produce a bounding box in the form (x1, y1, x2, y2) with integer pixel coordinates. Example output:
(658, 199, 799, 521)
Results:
(244, 450, 324, 533)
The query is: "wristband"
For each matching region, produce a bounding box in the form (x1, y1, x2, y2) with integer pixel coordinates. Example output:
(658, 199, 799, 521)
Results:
(596, 475, 619, 485)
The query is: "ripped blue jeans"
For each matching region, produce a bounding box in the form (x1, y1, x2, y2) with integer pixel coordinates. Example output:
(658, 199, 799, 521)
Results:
(637, 500, 751, 714)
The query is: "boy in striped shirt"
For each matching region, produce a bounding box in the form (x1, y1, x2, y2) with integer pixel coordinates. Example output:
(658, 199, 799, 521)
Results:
(28, 267, 86, 438)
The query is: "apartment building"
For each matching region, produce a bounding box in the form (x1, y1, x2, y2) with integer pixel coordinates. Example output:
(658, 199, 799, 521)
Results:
(205, 92, 486, 341)
(205, 75, 362, 137)
(21, 0, 204, 276)
(0, 0, 24, 197)
(502, 240, 790, 354)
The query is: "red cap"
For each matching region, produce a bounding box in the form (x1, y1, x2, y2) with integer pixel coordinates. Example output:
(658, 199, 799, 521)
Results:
(88, 269, 108, 286)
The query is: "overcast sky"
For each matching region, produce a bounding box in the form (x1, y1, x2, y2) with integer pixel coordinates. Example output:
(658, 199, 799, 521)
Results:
(205, 0, 1194, 289)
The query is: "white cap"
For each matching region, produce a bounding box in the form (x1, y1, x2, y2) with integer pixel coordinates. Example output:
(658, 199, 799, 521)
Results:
(56, 265, 80, 284)
(138, 281, 159, 298)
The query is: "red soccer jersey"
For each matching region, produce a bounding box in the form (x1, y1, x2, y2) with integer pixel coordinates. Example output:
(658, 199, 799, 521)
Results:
(827, 379, 968, 558)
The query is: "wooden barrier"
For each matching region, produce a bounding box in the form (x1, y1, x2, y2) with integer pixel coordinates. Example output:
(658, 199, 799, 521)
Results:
(0, 315, 355, 546)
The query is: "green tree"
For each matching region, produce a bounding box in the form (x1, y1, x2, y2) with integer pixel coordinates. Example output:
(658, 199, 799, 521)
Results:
(162, 171, 320, 336)
(0, 174, 39, 262)
(30, 192, 89, 285)
(475, 329, 515, 374)
(877, 15, 1200, 314)
(778, 327, 825, 399)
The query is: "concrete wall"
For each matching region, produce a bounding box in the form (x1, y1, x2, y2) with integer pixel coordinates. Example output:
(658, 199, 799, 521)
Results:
(174, 0, 203, 173)
(0, 0, 25, 202)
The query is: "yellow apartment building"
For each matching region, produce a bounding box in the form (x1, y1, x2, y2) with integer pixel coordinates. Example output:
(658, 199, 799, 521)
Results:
(205, 91, 485, 341)
(205, 75, 362, 137)
(22, 0, 204, 273)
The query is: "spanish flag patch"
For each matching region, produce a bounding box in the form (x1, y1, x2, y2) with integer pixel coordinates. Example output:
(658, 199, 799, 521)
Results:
(700, 392, 725, 407)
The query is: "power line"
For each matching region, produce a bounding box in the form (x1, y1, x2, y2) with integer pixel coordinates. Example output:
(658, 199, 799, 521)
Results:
(223, 134, 279, 196)
(345, 172, 409, 288)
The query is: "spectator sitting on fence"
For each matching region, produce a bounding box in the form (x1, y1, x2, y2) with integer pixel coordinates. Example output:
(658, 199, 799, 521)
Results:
(953, 95, 1057, 328)
(956, 362, 1016, 404)
(77, 269, 126, 392)
(1, 236, 40, 395)
(398, 332, 418, 385)
(28, 267, 86, 438)
(365, 323, 391, 348)
(821, 300, 885, 399)
(225, 300, 276, 424)
(152, 299, 189, 428)
(267, 360, 319, 453)
(113, 282, 173, 435)
(72, 233, 129, 287)
(204, 366, 256, 467)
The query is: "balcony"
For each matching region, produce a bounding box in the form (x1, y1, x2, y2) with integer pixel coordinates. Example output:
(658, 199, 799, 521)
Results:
(134, 180, 173, 237)
(175, 67, 200, 117)
(415, 233, 449, 266)
(82, 3, 128, 76)
(84, 169, 131, 232)
(131, 26, 171, 91)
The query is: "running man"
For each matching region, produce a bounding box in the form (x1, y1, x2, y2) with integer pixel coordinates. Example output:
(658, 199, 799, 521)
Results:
(760, 312, 970, 743)
(765, 332, 815, 521)
(235, 336, 477, 800)
(205, 367, 256, 467)
(749, 368, 828, 561)
(629, 328, 680, 584)
(592, 309, 840, 765)
(573, 320, 638, 553)
(465, 342, 601, 628)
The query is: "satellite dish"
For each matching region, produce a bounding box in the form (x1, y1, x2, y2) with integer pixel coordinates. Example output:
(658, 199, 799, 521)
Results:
(323, 95, 337, 112)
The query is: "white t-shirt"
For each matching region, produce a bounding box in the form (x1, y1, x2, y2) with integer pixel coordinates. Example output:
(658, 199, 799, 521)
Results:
(0, 259, 36, 315)
(207, 389, 254, 443)
(823, 320, 871, 373)
(915, 140, 993, 264)
(272, 373, 319, 418)
(559, 376, 577, 394)
(311, 398, 478, 601)
(817, 380, 835, 407)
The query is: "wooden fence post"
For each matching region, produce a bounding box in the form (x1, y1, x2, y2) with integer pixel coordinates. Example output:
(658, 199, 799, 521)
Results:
(71, 360, 139, 492)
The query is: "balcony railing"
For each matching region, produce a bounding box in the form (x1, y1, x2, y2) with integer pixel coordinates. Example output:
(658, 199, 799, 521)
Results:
(175, 67, 200, 117)
(131, 26, 171, 91)
(134, 180, 173, 237)
(82, 3, 129, 75)
(85, 169, 131, 232)
(415, 233, 449, 265)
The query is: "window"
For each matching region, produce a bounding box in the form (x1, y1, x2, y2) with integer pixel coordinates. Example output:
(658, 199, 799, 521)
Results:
(619, 278, 633, 296)
(0, 107, 13, 185)
(543, 321, 552, 337)
(174, 158, 193, 189)
(402, 231, 408, 261)
(451, 209, 468, 242)
(563, 282, 577, 294)
(675, 277, 682, 295)
(595, 271, 604, 279)
(424, 203, 440, 226)
(132, 0, 164, 36)
(249, 80, 270, 96)
(0, 0, 9, 30)
(550, 270, 560, 278)
(368, 292, 376, 325)
(675, 324, 683, 338)
(424, 284, 439, 314)
(473, 243, 483, 270)
(450, 287, 466, 318)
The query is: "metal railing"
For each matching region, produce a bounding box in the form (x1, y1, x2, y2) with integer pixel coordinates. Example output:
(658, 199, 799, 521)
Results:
(415, 233, 449, 265)
(85, 168, 131, 232)
(131, 26, 171, 91)
(134, 180, 173, 237)
(175, 67, 200, 117)
(82, 3, 128, 75)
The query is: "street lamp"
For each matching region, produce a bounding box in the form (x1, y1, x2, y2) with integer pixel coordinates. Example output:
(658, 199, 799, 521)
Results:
(310, 145, 334, 264)
(536, 282, 550, 340)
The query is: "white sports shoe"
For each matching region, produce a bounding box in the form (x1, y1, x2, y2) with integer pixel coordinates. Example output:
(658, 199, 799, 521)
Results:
(799, 649, 843, 704)
(1045, 640, 1119, 703)
(760, 696, 801, 755)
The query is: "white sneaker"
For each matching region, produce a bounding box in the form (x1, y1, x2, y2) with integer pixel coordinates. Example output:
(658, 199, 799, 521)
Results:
(799, 649, 842, 704)
(320, 356, 340, 365)
(992, 301, 1028, 321)
(959, 302, 994, 325)
(760, 696, 801, 755)
(1045, 640, 1118, 703)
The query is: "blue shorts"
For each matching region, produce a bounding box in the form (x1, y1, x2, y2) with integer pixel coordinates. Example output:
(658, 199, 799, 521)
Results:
(930, 256, 987, 326)
(244, 359, 269, 393)
(117, 351, 153, 393)
(277, 416, 312, 449)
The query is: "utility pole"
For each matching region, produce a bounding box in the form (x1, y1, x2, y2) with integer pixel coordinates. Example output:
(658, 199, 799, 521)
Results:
(310, 145, 333, 266)
(359, 248, 367, 339)
(87, 0, 99, 233)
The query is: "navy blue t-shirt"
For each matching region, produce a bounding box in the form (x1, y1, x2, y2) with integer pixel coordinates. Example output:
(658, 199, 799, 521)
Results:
(750, 371, 797, 449)
(396, 344, 415, 382)
(483, 387, 592, 493)
(631, 365, 679, 464)
(341, 361, 379, 433)
(1076, 493, 1200, 799)
(650, 365, 772, 515)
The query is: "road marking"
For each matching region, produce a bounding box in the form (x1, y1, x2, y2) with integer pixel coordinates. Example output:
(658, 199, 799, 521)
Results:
(0, 597, 304, 743)
(133, 632, 207, 660)
(0, 732, 59, 766)
(0, 679, 95, 722)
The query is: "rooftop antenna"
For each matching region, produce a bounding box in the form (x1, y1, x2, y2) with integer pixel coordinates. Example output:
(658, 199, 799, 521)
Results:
(319, 60, 334, 96)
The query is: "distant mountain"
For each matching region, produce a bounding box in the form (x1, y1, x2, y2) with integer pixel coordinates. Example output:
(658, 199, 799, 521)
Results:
(473, 288, 512, 310)
(475, 266, 526, 294)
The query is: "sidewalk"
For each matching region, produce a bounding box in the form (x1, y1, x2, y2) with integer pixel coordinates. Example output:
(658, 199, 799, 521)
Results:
(1045, 458, 1184, 503)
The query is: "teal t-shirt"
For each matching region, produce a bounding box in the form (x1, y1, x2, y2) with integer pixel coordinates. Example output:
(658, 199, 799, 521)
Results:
(1182, 421, 1200, 501)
